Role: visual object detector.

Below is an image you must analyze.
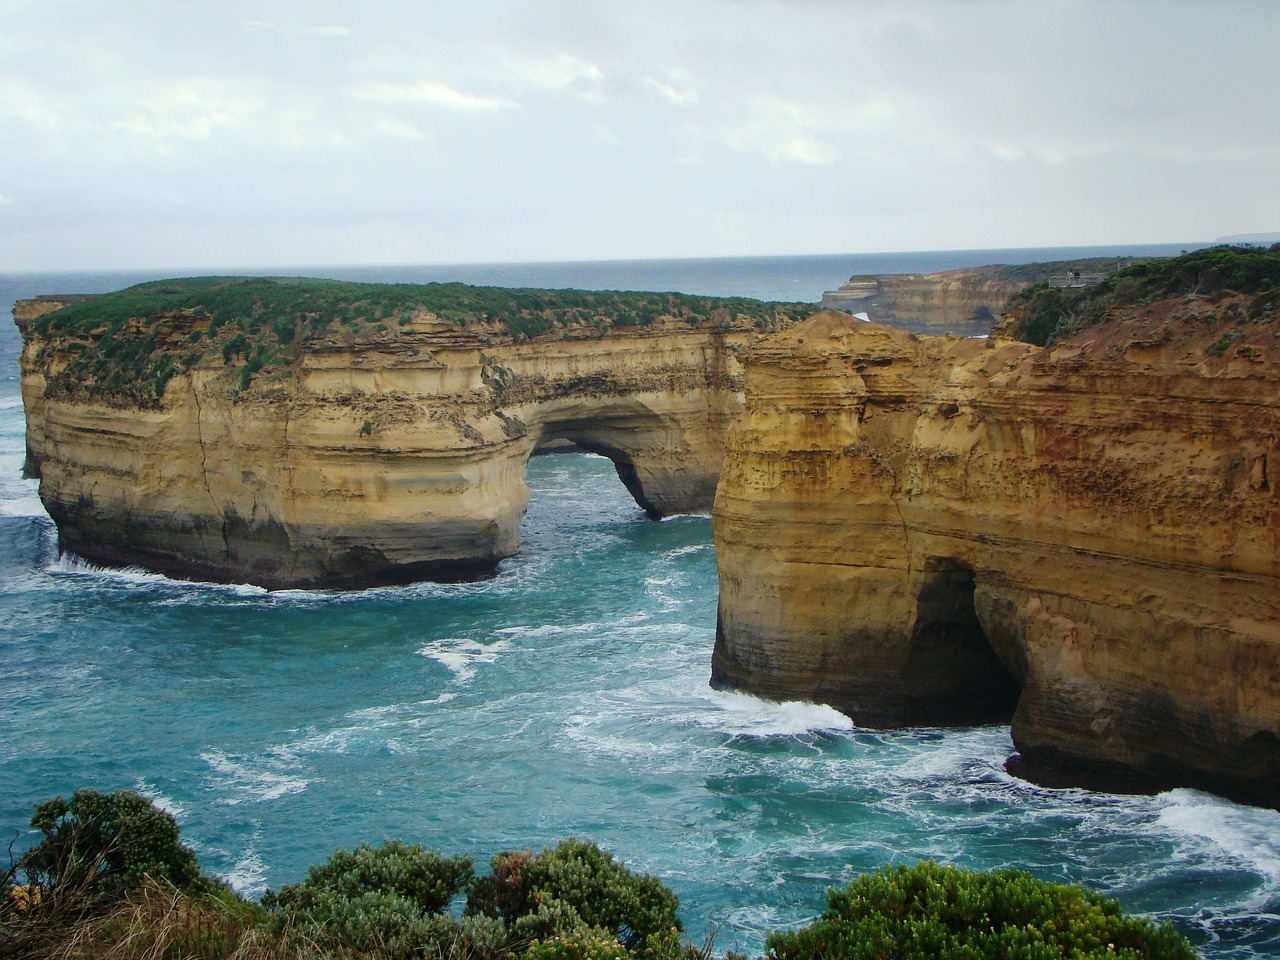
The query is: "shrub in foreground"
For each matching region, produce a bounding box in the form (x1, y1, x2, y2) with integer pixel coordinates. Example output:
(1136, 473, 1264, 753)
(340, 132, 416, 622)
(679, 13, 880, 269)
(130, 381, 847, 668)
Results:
(5, 786, 1198, 960)
(467, 837, 683, 953)
(18, 788, 203, 897)
(765, 860, 1197, 960)
(263, 840, 475, 958)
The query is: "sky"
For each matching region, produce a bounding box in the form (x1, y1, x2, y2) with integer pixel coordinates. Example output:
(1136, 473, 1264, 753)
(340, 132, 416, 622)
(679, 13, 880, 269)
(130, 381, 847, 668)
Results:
(1, 0, 1277, 271)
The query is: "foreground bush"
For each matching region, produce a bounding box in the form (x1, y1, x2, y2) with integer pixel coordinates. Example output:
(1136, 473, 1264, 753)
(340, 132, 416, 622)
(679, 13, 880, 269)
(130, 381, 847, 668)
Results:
(1, 790, 249, 959)
(765, 860, 1197, 960)
(262, 840, 475, 959)
(17, 788, 204, 898)
(467, 837, 683, 954)
(5, 786, 1197, 960)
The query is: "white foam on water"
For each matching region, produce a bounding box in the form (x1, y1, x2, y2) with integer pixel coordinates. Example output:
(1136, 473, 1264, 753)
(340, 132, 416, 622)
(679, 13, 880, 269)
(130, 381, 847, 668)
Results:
(561, 710, 682, 763)
(1153, 788, 1280, 885)
(417, 637, 512, 683)
(220, 830, 269, 897)
(493, 614, 648, 640)
(665, 543, 712, 558)
(48, 552, 280, 599)
(50, 552, 174, 585)
(133, 778, 188, 820)
(200, 749, 308, 805)
(273, 726, 363, 757)
(404, 695, 460, 727)
(718, 903, 821, 943)
(889, 727, 1016, 782)
(0, 489, 45, 518)
(643, 575, 685, 610)
(345, 703, 399, 721)
(697, 689, 856, 737)
(44, 549, 512, 605)
(273, 694, 460, 758)
(0, 447, 44, 516)
(417, 693, 457, 707)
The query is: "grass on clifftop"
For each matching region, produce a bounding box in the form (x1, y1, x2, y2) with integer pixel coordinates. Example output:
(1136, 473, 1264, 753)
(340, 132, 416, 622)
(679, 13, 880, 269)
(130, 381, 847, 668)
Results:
(29, 276, 814, 408)
(999, 244, 1280, 346)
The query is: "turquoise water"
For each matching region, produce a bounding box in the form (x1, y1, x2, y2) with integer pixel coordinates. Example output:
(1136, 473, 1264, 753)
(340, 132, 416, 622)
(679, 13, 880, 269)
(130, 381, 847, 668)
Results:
(3, 249, 1278, 958)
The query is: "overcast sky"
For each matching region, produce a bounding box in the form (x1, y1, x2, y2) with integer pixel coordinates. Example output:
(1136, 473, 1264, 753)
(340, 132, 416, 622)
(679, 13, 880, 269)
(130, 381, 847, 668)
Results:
(1, 0, 1277, 271)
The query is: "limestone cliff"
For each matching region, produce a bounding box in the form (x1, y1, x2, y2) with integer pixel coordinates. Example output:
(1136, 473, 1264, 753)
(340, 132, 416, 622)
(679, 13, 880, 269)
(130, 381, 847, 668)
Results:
(820, 259, 1139, 336)
(712, 304, 1279, 807)
(19, 278, 808, 588)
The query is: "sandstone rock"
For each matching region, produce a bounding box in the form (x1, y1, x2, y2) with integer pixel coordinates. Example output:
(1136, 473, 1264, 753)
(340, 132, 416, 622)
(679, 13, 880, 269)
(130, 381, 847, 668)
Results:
(712, 306, 1280, 807)
(820, 270, 1016, 336)
(820, 259, 1137, 337)
(19, 303, 767, 589)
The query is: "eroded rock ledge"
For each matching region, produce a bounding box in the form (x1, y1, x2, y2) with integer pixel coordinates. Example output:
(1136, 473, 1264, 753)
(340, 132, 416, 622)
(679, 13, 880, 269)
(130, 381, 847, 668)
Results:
(711, 307, 1279, 806)
(819, 258, 1138, 336)
(18, 281, 808, 588)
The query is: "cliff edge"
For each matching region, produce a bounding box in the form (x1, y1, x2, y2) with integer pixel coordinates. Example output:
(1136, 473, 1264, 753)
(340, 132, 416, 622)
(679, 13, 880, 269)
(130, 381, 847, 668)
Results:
(712, 298, 1279, 807)
(18, 277, 810, 588)
(819, 258, 1138, 336)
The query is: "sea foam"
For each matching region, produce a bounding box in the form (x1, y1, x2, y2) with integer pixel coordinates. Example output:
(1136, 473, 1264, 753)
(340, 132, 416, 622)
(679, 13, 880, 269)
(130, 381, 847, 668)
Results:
(417, 637, 512, 683)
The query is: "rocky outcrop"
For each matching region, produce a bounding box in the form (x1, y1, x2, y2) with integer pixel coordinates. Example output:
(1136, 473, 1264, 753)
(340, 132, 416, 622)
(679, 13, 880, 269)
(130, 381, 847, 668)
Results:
(19, 298, 784, 589)
(820, 259, 1139, 336)
(820, 269, 1019, 336)
(712, 306, 1280, 807)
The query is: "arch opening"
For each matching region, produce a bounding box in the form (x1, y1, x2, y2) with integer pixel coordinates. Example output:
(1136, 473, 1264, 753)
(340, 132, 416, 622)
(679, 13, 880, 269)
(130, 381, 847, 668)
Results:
(531, 417, 669, 520)
(905, 556, 1022, 725)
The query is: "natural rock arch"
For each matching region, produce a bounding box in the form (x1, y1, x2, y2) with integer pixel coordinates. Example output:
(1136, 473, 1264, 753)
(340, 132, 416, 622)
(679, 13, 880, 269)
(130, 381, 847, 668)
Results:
(22, 314, 757, 589)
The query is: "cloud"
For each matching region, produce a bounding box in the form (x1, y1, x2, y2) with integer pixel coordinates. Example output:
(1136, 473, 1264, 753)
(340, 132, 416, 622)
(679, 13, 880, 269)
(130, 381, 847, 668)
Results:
(644, 77, 698, 107)
(722, 97, 843, 166)
(240, 20, 349, 38)
(110, 88, 256, 143)
(0, 0, 1277, 269)
(509, 54, 605, 97)
(374, 117, 426, 140)
(354, 79, 515, 111)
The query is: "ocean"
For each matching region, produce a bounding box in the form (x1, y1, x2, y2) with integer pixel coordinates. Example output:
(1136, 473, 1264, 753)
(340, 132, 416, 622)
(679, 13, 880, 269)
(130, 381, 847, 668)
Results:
(2, 245, 1277, 958)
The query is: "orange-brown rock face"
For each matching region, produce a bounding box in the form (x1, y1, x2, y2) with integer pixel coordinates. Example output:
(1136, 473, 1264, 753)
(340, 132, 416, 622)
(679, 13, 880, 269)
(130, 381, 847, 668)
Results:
(712, 306, 1280, 806)
(20, 311, 756, 589)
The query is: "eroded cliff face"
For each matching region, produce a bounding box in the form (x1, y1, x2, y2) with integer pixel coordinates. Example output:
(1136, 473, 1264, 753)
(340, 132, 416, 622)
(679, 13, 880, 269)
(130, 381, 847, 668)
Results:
(820, 269, 1025, 336)
(20, 307, 760, 589)
(712, 306, 1280, 806)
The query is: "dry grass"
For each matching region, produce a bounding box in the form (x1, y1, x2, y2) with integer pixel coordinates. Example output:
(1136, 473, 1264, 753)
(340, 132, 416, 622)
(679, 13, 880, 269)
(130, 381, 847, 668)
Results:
(3, 878, 321, 960)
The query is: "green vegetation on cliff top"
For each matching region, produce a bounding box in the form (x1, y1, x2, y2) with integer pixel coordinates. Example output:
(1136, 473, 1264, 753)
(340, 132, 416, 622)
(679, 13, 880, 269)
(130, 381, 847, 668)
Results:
(1000, 244, 1280, 346)
(27, 276, 814, 408)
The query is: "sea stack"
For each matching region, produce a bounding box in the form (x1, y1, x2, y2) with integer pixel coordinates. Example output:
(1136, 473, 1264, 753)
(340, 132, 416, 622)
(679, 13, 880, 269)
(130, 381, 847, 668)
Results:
(712, 305, 1280, 807)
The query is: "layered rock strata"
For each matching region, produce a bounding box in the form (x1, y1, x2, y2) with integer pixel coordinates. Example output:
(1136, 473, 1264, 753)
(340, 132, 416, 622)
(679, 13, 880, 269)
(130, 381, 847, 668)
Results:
(820, 269, 1019, 336)
(820, 259, 1139, 336)
(712, 307, 1280, 806)
(20, 305, 767, 588)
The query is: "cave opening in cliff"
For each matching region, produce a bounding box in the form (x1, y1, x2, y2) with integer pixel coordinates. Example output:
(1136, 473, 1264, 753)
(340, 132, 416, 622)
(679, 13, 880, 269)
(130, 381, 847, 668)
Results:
(907, 557, 1021, 725)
